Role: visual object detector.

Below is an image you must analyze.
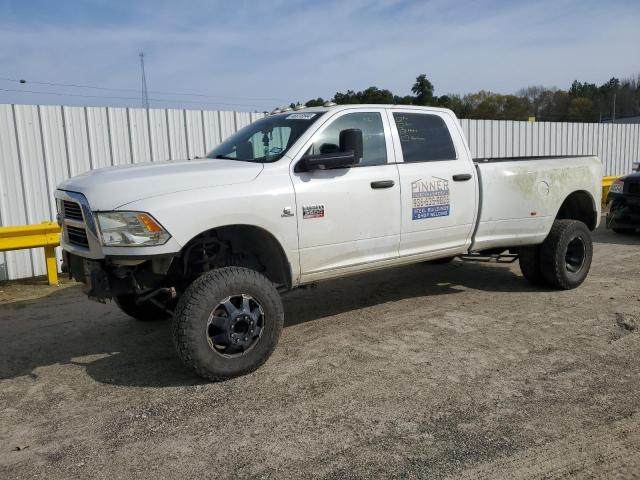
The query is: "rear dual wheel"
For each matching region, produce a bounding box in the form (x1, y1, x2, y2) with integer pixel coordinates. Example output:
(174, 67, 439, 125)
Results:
(519, 219, 592, 290)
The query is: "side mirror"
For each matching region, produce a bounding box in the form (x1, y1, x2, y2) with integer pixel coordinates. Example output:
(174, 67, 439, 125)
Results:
(339, 128, 363, 162)
(295, 128, 364, 173)
(295, 151, 356, 173)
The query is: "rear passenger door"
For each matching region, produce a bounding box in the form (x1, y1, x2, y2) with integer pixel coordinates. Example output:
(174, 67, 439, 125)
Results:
(388, 109, 477, 257)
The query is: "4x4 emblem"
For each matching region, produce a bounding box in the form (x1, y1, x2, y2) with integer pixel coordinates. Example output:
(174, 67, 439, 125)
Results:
(281, 207, 294, 217)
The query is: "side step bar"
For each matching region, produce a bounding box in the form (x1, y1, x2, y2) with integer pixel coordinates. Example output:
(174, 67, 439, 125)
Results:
(458, 253, 519, 264)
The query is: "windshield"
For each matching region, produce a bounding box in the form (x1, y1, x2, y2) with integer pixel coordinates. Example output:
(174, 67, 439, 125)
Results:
(206, 112, 324, 163)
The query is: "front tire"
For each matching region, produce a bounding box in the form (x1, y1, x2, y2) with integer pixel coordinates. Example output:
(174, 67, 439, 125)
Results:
(539, 220, 593, 290)
(172, 267, 284, 381)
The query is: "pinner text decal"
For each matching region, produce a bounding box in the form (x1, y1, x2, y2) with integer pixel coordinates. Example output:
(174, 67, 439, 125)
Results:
(411, 177, 450, 220)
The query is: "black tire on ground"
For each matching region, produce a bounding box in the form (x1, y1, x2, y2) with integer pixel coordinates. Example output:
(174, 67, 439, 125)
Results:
(518, 245, 545, 286)
(539, 219, 593, 290)
(427, 256, 455, 265)
(612, 227, 636, 234)
(172, 267, 284, 381)
(114, 294, 172, 321)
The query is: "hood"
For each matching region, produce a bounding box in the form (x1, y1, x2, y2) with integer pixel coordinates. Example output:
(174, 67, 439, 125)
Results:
(57, 159, 263, 210)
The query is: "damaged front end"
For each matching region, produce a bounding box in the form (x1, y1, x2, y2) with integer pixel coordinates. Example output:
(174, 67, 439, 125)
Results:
(63, 251, 177, 309)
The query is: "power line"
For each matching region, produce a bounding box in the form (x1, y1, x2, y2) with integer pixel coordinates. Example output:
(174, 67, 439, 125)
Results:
(0, 87, 275, 109)
(0, 76, 287, 102)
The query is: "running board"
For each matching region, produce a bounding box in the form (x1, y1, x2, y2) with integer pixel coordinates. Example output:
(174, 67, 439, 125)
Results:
(458, 253, 519, 263)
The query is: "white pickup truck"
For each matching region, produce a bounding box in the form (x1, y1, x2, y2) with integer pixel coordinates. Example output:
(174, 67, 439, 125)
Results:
(55, 105, 602, 380)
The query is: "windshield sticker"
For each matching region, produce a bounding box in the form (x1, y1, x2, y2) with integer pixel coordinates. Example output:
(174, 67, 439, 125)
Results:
(411, 177, 450, 220)
(286, 113, 317, 120)
(302, 204, 324, 219)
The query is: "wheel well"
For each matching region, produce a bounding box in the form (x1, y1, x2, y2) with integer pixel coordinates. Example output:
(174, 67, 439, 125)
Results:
(555, 191, 597, 230)
(177, 225, 291, 290)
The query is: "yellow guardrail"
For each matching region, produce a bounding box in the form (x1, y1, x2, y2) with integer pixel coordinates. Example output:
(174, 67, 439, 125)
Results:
(602, 176, 618, 205)
(0, 221, 61, 285)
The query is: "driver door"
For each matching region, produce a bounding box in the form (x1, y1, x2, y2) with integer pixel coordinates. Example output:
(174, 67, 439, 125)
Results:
(290, 109, 401, 280)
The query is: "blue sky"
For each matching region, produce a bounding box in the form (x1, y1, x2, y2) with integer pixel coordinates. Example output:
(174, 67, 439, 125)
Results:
(0, 0, 638, 111)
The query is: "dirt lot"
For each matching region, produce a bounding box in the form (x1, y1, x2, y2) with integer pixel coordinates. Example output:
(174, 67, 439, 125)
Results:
(1, 225, 639, 479)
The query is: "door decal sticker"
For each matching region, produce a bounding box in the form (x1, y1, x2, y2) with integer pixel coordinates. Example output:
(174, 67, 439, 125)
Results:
(302, 204, 325, 219)
(411, 177, 450, 220)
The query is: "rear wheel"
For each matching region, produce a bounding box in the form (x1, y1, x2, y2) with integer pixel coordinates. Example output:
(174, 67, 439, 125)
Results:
(518, 245, 545, 286)
(172, 267, 283, 381)
(539, 220, 593, 290)
(114, 294, 172, 321)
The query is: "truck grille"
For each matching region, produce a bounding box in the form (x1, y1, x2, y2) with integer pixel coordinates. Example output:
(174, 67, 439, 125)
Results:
(62, 200, 84, 221)
(66, 225, 90, 248)
(628, 183, 640, 195)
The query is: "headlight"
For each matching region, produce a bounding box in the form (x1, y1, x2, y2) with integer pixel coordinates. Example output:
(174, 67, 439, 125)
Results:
(96, 211, 171, 246)
(609, 179, 624, 194)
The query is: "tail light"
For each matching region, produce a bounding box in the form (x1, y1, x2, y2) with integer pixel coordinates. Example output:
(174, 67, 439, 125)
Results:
(609, 178, 624, 194)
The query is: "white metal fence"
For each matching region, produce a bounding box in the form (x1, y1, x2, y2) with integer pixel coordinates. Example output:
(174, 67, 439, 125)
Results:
(1, 103, 639, 281)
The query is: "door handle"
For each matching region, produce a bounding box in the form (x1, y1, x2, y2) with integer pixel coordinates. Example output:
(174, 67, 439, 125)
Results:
(452, 173, 472, 181)
(370, 180, 395, 189)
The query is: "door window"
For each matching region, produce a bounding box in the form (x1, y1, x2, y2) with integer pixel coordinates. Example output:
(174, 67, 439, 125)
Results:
(310, 112, 387, 166)
(393, 113, 456, 162)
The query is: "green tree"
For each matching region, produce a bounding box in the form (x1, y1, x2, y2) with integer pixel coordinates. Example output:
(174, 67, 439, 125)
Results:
(305, 97, 326, 107)
(567, 97, 596, 121)
(411, 74, 435, 105)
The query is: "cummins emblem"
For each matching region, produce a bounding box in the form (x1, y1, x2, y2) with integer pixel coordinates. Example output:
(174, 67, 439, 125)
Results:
(302, 204, 324, 219)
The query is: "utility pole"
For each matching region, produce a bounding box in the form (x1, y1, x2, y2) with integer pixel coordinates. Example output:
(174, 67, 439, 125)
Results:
(139, 52, 150, 109)
(612, 93, 616, 123)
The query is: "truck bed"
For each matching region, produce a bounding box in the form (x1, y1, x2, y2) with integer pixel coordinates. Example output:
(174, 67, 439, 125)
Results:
(470, 155, 602, 251)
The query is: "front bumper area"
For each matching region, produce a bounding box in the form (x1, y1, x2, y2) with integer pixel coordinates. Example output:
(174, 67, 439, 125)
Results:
(64, 251, 174, 302)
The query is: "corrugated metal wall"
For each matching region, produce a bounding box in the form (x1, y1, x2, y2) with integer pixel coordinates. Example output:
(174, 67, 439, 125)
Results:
(1, 103, 639, 281)
(458, 119, 640, 175)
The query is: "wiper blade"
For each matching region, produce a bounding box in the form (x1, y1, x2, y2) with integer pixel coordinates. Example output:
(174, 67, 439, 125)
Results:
(213, 154, 258, 162)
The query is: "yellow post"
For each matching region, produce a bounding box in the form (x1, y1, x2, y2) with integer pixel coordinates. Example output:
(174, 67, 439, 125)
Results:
(0, 221, 61, 286)
(528, 116, 536, 123)
(44, 245, 59, 286)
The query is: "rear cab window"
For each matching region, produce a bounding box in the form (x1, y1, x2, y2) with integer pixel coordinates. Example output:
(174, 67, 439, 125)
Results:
(392, 112, 457, 162)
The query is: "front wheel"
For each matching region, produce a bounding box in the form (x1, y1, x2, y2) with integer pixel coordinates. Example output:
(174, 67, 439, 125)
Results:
(539, 220, 593, 290)
(172, 267, 284, 381)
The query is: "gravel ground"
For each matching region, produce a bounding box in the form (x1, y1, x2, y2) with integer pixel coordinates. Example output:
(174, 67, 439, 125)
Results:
(1, 225, 639, 479)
